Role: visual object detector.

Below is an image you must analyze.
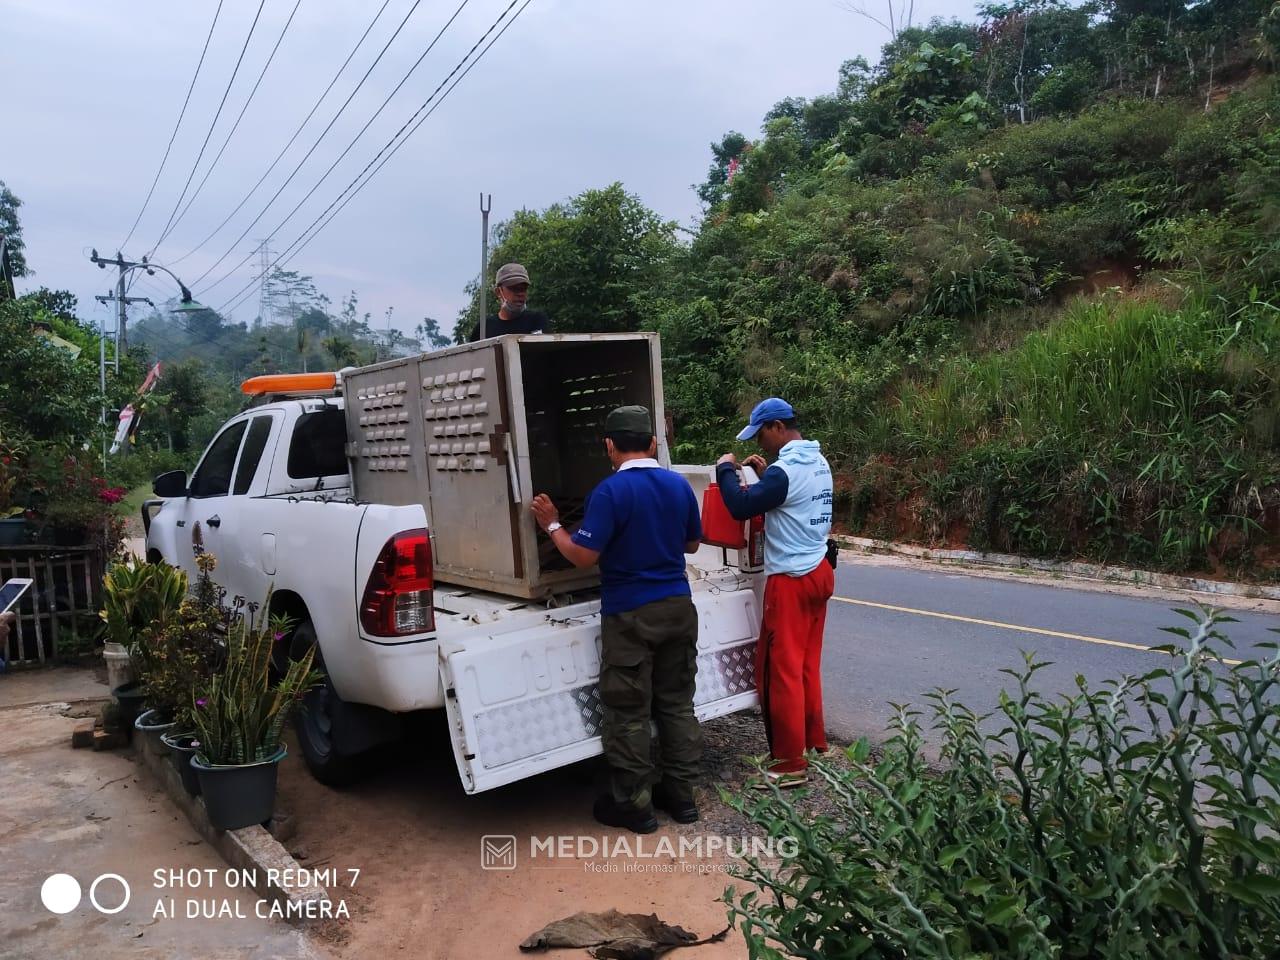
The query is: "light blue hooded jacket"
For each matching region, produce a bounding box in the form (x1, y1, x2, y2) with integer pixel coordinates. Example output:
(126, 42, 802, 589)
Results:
(716, 439, 833, 576)
(764, 439, 833, 575)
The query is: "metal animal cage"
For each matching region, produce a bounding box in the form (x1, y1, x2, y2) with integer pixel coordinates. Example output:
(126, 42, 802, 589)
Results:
(343, 334, 667, 598)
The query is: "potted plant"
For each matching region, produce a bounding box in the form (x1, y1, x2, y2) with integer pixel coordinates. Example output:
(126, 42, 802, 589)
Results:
(161, 729, 204, 797)
(190, 595, 321, 830)
(130, 563, 211, 755)
(139, 553, 226, 794)
(100, 559, 187, 731)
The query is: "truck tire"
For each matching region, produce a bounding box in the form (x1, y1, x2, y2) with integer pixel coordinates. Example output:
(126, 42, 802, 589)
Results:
(290, 620, 366, 787)
(289, 620, 402, 787)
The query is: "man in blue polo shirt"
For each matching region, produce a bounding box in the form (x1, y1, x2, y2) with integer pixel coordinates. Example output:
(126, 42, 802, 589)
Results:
(530, 405, 703, 834)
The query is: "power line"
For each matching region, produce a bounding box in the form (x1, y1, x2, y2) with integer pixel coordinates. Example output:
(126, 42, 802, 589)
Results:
(149, 0, 270, 259)
(170, 0, 397, 267)
(222, 0, 529, 318)
(190, 0, 435, 290)
(164, 0, 306, 260)
(221, 0, 533, 318)
(131, 276, 174, 303)
(119, 0, 226, 251)
(194, 0, 460, 293)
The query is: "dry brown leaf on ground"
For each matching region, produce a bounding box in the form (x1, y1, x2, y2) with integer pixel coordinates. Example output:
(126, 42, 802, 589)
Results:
(519, 908, 730, 959)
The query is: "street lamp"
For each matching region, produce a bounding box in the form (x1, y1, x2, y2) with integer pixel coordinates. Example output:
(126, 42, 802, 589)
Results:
(91, 250, 208, 314)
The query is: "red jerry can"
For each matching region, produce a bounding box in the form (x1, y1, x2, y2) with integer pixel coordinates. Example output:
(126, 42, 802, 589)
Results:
(701, 483, 748, 549)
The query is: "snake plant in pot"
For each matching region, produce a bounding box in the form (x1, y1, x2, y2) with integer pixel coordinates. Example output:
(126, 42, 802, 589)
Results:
(190, 594, 321, 830)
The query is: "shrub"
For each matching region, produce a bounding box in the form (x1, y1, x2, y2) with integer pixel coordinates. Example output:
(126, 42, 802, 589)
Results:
(22, 446, 128, 545)
(130, 557, 222, 728)
(1028, 61, 1099, 116)
(725, 609, 1280, 959)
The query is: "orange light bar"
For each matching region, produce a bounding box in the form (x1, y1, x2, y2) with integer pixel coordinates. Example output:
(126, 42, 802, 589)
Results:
(240, 372, 338, 395)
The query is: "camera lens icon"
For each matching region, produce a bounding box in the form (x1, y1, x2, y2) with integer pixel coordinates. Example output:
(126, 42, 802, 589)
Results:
(41, 873, 130, 915)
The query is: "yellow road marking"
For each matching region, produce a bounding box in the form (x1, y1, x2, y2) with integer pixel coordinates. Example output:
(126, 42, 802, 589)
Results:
(832, 595, 1242, 666)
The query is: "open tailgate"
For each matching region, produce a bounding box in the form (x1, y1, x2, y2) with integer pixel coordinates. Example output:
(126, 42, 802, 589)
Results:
(440, 589, 759, 794)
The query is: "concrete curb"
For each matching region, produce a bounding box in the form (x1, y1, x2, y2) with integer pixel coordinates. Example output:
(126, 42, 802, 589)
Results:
(839, 536, 1280, 602)
(133, 733, 330, 922)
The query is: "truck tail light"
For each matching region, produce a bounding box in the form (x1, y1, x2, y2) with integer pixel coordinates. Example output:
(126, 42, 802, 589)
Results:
(748, 515, 765, 568)
(360, 529, 435, 636)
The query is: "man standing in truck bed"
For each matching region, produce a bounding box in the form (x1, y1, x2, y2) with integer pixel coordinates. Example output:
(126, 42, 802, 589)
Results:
(530, 406, 703, 834)
(716, 398, 834, 788)
(469, 262, 552, 341)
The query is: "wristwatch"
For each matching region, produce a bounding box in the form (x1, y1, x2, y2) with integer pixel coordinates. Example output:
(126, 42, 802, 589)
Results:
(545, 521, 563, 534)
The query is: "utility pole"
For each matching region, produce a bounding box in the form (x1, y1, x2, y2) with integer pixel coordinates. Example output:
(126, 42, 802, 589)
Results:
(479, 193, 491, 339)
(94, 288, 152, 371)
(92, 286, 151, 468)
(90, 251, 154, 357)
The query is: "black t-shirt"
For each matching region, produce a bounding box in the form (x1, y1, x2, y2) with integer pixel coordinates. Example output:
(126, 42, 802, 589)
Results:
(469, 310, 551, 342)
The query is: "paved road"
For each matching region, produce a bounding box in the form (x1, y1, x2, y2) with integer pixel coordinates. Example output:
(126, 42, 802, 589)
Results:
(820, 557, 1280, 752)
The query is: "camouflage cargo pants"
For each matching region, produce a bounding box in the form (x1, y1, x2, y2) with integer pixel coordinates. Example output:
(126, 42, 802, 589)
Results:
(599, 594, 702, 810)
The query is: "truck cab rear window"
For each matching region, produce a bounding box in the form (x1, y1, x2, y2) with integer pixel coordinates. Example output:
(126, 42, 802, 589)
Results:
(288, 408, 348, 479)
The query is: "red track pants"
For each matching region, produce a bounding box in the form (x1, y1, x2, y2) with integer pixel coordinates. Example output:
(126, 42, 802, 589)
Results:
(757, 561, 834, 774)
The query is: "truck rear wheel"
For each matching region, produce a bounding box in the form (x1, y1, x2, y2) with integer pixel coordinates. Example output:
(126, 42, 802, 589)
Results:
(290, 620, 403, 787)
(291, 621, 366, 787)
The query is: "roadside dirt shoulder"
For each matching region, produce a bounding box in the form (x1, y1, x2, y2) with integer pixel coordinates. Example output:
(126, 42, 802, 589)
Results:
(281, 716, 789, 959)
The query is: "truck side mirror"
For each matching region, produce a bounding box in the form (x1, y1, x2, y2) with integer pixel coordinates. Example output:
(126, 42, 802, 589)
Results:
(153, 470, 188, 498)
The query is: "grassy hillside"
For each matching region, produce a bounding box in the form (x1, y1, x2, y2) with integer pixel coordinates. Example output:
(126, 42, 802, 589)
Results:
(638, 80, 1279, 574)
(470, 2, 1280, 574)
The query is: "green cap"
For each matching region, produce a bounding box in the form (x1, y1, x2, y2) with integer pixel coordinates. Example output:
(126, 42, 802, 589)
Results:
(604, 405, 653, 435)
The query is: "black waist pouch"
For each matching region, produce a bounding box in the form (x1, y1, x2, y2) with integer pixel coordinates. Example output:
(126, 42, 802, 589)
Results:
(826, 538, 838, 569)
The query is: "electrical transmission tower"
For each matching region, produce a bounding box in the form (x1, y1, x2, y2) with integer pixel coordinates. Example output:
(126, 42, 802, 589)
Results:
(255, 239, 273, 327)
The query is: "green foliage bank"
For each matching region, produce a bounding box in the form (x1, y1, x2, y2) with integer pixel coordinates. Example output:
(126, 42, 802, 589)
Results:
(472, 1, 1280, 575)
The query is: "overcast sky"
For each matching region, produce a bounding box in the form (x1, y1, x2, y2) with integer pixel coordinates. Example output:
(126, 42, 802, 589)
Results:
(5, 0, 976, 344)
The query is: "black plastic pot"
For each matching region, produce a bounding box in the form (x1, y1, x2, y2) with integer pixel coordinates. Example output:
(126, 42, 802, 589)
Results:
(160, 731, 202, 797)
(135, 708, 176, 758)
(191, 747, 286, 831)
(111, 681, 146, 732)
(0, 518, 26, 546)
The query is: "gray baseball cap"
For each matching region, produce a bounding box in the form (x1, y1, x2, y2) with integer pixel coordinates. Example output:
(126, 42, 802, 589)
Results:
(495, 263, 530, 287)
(604, 405, 653, 435)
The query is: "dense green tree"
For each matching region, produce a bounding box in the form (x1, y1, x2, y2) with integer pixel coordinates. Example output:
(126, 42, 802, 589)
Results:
(0, 295, 102, 446)
(415, 317, 450, 350)
(976, 1, 1098, 122)
(696, 131, 751, 208)
(150, 358, 209, 453)
(453, 183, 681, 340)
(0, 180, 29, 277)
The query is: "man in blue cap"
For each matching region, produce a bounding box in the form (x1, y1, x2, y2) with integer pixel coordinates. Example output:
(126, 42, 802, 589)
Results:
(716, 398, 834, 788)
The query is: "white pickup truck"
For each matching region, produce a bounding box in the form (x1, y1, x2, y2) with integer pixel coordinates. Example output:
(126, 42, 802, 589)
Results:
(145, 337, 762, 794)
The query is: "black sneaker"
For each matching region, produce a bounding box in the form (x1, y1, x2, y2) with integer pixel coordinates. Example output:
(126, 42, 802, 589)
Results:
(593, 794, 658, 834)
(652, 784, 699, 824)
